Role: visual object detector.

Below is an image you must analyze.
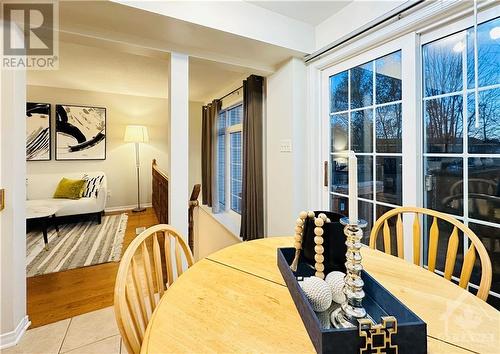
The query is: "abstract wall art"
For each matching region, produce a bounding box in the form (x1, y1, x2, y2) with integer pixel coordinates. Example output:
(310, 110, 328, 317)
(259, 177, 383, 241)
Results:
(55, 104, 106, 160)
(26, 102, 51, 161)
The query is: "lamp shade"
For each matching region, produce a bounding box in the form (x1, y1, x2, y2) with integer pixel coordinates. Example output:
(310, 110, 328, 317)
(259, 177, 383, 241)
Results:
(124, 125, 149, 143)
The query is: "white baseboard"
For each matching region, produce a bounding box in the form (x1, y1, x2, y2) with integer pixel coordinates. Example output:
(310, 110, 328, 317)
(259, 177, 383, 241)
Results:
(0, 316, 30, 350)
(105, 203, 152, 213)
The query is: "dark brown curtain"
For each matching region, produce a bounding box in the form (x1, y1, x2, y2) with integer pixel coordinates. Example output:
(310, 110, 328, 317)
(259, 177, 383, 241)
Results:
(201, 100, 221, 207)
(210, 100, 222, 211)
(240, 75, 264, 241)
(201, 105, 211, 206)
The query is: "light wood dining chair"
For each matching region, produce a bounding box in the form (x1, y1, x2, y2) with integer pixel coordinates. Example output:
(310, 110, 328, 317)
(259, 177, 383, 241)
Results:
(369, 206, 492, 301)
(114, 224, 194, 354)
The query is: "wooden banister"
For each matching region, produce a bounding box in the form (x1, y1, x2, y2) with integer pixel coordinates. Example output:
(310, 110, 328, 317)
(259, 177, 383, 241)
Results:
(152, 159, 168, 224)
(188, 184, 201, 253)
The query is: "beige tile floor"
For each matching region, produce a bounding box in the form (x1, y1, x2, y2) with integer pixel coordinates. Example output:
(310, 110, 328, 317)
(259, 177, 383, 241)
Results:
(2, 307, 126, 354)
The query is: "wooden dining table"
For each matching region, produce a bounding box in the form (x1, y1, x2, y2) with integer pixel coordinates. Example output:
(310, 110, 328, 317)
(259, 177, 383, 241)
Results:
(141, 237, 500, 353)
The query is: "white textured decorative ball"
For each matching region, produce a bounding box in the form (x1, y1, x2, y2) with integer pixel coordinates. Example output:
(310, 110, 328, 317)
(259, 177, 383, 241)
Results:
(299, 277, 332, 312)
(325, 271, 346, 304)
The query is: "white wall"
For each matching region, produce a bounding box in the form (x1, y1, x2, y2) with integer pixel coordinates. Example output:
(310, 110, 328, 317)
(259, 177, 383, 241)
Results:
(194, 207, 241, 260)
(315, 1, 405, 50)
(0, 24, 29, 348)
(266, 58, 307, 236)
(26, 86, 170, 209)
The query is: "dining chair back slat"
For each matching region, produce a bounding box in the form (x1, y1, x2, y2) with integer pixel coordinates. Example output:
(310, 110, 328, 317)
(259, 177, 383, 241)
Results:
(131, 258, 148, 328)
(115, 224, 194, 354)
(124, 285, 142, 352)
(443, 226, 459, 280)
(152, 232, 164, 298)
(459, 244, 477, 288)
(427, 217, 439, 273)
(141, 243, 156, 310)
(369, 207, 492, 301)
(413, 214, 421, 265)
(396, 214, 404, 258)
(175, 238, 184, 278)
(164, 232, 174, 287)
(383, 220, 391, 255)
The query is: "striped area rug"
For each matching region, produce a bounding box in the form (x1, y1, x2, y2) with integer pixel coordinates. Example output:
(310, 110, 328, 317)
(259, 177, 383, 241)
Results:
(27, 214, 128, 277)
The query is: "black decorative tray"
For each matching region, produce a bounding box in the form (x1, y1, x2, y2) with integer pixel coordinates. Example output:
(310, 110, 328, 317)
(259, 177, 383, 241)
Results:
(278, 247, 427, 354)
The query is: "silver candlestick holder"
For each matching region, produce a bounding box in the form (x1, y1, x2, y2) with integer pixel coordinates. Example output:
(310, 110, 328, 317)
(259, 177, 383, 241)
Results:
(331, 217, 370, 328)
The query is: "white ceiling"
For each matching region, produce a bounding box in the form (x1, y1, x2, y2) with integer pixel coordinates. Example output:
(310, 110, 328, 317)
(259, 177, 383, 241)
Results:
(29, 1, 290, 102)
(27, 40, 170, 99)
(27, 38, 252, 103)
(58, 1, 305, 74)
(189, 58, 251, 102)
(248, 1, 352, 25)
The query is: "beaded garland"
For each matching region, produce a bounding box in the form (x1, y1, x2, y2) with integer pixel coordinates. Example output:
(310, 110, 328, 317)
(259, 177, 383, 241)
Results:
(290, 211, 331, 280)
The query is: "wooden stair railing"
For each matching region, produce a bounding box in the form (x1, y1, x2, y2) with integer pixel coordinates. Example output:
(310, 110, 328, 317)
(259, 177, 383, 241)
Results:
(188, 184, 201, 253)
(152, 159, 168, 224)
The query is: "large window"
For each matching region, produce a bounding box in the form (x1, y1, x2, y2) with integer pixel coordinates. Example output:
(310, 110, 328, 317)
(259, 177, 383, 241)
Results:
(217, 104, 243, 214)
(329, 51, 403, 243)
(422, 16, 500, 306)
(321, 10, 499, 308)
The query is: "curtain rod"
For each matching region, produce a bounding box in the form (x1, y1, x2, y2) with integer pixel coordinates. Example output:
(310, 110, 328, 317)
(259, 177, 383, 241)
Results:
(304, 0, 425, 63)
(218, 86, 243, 102)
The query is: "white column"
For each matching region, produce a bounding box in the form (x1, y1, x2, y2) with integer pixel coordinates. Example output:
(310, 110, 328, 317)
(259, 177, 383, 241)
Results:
(0, 24, 29, 348)
(401, 32, 420, 261)
(168, 52, 189, 239)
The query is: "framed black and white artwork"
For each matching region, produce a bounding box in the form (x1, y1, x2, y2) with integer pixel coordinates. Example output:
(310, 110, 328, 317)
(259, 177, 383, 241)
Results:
(55, 104, 106, 160)
(26, 102, 51, 161)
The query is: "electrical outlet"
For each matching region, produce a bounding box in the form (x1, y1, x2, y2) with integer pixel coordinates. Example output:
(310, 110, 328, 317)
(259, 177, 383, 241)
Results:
(280, 139, 292, 152)
(107, 189, 112, 198)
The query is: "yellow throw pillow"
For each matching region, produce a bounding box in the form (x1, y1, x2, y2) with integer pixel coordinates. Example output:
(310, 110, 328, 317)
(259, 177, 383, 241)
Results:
(53, 178, 86, 200)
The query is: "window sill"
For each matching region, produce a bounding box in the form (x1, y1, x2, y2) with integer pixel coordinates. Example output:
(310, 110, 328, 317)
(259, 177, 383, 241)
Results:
(199, 205, 242, 241)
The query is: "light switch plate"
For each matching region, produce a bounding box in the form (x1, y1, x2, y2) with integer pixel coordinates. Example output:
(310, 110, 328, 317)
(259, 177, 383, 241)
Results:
(280, 139, 292, 152)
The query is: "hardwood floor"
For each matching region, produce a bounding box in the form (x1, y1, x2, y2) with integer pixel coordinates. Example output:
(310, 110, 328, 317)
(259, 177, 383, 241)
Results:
(27, 208, 158, 328)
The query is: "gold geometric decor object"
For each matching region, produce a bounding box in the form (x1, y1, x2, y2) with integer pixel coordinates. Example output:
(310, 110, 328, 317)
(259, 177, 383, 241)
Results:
(358, 316, 398, 354)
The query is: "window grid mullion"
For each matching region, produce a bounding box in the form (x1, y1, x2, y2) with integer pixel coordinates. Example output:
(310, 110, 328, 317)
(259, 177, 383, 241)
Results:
(462, 31, 470, 266)
(225, 111, 230, 212)
(330, 99, 403, 116)
(372, 60, 377, 226)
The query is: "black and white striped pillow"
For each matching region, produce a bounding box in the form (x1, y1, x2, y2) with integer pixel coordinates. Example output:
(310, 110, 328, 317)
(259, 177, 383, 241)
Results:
(82, 174, 104, 198)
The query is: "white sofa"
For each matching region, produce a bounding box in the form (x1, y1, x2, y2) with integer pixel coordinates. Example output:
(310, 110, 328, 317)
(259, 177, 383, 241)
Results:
(27, 171, 107, 223)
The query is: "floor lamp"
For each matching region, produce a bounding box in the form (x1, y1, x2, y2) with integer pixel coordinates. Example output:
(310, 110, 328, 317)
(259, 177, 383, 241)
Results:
(124, 125, 149, 212)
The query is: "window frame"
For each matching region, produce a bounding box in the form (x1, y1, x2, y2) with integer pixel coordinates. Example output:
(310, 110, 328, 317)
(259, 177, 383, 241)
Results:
(321, 33, 419, 256)
(420, 11, 500, 297)
(217, 102, 243, 217)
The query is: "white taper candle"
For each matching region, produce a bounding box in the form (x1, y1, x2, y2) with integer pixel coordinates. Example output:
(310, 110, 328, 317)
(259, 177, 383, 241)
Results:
(348, 151, 358, 225)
